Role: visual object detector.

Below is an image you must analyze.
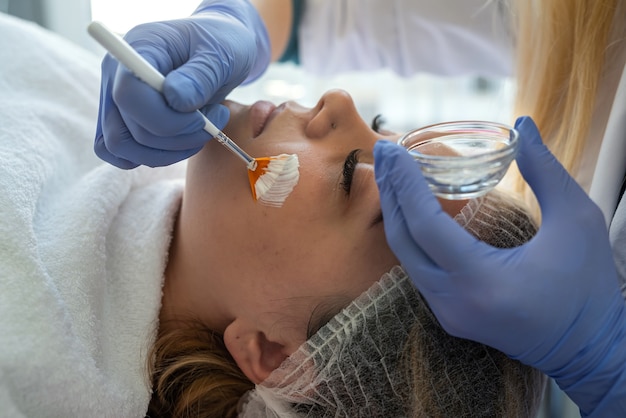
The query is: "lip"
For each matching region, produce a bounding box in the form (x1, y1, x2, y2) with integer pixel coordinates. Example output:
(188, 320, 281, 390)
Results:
(250, 100, 277, 138)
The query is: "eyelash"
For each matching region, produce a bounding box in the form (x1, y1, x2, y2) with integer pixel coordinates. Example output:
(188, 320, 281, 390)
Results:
(340, 115, 383, 196)
(371, 114, 386, 133)
(341, 149, 361, 195)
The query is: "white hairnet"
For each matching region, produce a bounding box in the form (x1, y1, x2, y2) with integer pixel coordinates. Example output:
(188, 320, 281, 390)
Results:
(238, 191, 545, 417)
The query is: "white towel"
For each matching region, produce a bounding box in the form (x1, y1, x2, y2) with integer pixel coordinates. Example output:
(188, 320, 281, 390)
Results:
(0, 13, 186, 417)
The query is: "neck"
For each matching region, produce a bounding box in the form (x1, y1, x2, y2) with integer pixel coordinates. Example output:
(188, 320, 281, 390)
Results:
(159, 208, 228, 334)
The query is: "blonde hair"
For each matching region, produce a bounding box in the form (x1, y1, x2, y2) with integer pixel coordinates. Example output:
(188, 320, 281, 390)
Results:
(146, 325, 253, 418)
(511, 0, 624, 199)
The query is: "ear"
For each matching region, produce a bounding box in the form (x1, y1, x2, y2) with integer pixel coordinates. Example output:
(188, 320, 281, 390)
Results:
(223, 318, 289, 384)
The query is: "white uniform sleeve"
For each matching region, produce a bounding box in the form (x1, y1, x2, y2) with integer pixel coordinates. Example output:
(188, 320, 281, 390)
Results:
(298, 0, 514, 77)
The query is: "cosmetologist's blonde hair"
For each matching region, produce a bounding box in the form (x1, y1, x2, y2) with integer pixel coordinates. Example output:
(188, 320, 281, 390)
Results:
(510, 0, 625, 200)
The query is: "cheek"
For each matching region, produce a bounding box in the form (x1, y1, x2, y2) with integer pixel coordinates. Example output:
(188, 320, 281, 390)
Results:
(344, 229, 400, 288)
(252, 232, 398, 347)
(192, 141, 251, 192)
(310, 231, 396, 293)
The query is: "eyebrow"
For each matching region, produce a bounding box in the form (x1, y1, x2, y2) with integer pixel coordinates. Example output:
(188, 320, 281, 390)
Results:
(306, 297, 351, 339)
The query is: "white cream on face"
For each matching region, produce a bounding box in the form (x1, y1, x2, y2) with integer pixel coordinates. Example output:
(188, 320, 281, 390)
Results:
(252, 153, 300, 208)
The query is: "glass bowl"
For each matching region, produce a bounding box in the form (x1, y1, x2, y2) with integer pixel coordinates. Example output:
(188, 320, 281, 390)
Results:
(397, 121, 519, 199)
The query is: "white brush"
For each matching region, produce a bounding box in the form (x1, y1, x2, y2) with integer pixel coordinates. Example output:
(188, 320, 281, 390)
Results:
(87, 21, 299, 207)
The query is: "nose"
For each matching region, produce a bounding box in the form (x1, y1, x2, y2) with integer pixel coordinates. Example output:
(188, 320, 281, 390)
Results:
(305, 89, 360, 138)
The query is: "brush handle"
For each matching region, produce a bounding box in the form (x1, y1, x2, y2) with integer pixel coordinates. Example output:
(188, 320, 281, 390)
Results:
(87, 21, 256, 169)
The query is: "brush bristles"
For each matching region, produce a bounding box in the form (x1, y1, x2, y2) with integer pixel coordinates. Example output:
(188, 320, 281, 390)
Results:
(247, 154, 300, 207)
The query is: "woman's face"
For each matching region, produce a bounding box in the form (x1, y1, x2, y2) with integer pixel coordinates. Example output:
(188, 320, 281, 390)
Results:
(176, 89, 464, 369)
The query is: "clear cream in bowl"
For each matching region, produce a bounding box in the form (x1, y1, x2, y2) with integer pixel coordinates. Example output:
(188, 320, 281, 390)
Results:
(397, 121, 519, 199)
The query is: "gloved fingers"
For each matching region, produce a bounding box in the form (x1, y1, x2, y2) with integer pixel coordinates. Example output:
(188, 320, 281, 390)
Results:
(124, 21, 183, 74)
(374, 141, 486, 271)
(121, 103, 228, 151)
(515, 116, 609, 276)
(163, 49, 226, 113)
(101, 99, 202, 167)
(160, 18, 253, 112)
(95, 68, 138, 169)
(197, 102, 230, 131)
(376, 179, 439, 274)
(104, 136, 202, 167)
(515, 116, 590, 220)
(378, 188, 455, 298)
(112, 66, 207, 137)
(374, 166, 484, 328)
(121, 119, 208, 151)
(95, 106, 140, 169)
(374, 143, 461, 296)
(94, 133, 139, 169)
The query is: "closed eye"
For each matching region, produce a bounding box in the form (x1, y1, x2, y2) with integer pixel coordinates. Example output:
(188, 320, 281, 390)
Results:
(371, 114, 386, 133)
(341, 149, 361, 195)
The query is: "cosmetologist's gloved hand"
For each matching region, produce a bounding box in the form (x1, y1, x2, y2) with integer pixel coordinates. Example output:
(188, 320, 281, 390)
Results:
(95, 0, 270, 168)
(374, 116, 626, 417)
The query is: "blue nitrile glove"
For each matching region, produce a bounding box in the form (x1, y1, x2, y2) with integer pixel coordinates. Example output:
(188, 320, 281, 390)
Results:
(374, 116, 626, 417)
(95, 0, 270, 168)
